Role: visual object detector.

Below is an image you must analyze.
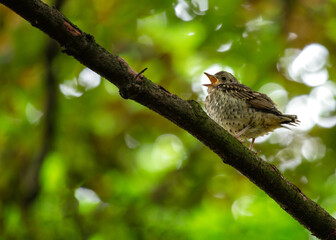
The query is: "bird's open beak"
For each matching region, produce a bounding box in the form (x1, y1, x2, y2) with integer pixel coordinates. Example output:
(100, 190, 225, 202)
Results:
(203, 72, 220, 87)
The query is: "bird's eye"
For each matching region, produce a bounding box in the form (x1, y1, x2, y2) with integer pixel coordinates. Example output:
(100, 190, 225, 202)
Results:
(221, 77, 226, 81)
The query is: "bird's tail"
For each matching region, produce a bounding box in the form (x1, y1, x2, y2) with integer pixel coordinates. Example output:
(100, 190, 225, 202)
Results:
(280, 114, 300, 126)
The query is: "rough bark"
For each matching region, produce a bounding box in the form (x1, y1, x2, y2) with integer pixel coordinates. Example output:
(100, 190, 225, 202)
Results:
(1, 0, 336, 239)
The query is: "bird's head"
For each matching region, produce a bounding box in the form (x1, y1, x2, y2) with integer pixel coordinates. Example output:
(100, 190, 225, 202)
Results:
(203, 71, 239, 94)
(203, 71, 239, 89)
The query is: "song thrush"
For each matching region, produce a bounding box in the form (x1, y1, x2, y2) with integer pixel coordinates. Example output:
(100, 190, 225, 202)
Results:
(203, 71, 299, 150)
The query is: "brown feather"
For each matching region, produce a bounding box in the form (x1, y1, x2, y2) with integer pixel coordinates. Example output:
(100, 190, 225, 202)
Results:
(218, 83, 282, 115)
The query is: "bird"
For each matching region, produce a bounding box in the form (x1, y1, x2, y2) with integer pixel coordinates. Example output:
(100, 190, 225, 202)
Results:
(203, 71, 299, 150)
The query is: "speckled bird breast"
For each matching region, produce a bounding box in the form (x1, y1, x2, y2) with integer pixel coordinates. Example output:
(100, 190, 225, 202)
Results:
(204, 89, 281, 140)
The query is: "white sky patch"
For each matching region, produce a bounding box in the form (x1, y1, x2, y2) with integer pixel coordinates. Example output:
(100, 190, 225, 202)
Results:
(268, 128, 295, 146)
(75, 187, 102, 204)
(301, 137, 326, 162)
(59, 78, 83, 98)
(287, 43, 329, 87)
(301, 69, 328, 87)
(278, 43, 336, 131)
(285, 81, 336, 131)
(174, 0, 208, 21)
(174, 0, 194, 21)
(310, 83, 336, 128)
(286, 95, 314, 131)
(217, 41, 232, 52)
(277, 148, 302, 172)
(291, 43, 329, 73)
(78, 68, 101, 91)
(192, 0, 208, 12)
(245, 16, 273, 32)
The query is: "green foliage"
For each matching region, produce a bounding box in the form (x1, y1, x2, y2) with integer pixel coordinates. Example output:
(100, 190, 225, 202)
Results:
(1, 0, 336, 239)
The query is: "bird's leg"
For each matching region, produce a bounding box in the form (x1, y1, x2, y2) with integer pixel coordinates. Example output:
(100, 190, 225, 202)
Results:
(249, 138, 260, 154)
(234, 126, 258, 153)
(249, 138, 255, 150)
(234, 126, 249, 139)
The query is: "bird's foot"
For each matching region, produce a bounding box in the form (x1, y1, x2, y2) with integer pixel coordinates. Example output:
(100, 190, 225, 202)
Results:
(253, 150, 261, 155)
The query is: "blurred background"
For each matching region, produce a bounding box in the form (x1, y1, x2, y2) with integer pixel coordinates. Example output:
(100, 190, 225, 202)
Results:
(1, 0, 336, 239)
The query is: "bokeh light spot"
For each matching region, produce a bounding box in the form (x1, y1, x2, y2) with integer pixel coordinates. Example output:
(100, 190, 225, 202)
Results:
(284, 43, 329, 87)
(59, 78, 83, 98)
(301, 137, 326, 162)
(232, 196, 255, 219)
(78, 68, 101, 91)
(25, 102, 43, 124)
(136, 134, 185, 172)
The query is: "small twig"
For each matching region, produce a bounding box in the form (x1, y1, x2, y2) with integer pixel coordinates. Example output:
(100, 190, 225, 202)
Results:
(134, 67, 147, 80)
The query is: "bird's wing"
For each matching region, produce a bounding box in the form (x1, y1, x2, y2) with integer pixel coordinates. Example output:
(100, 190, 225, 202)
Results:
(219, 83, 282, 115)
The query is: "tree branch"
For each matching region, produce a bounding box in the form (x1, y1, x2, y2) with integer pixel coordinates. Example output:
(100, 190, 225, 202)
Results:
(1, 0, 335, 239)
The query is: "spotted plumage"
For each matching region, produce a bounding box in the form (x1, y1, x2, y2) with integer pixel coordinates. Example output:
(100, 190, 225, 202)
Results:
(203, 71, 299, 150)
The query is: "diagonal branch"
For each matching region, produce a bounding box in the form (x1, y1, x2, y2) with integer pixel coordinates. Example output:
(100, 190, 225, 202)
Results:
(1, 0, 335, 239)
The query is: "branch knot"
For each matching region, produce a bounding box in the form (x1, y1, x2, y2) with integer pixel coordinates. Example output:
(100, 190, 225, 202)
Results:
(119, 83, 141, 99)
